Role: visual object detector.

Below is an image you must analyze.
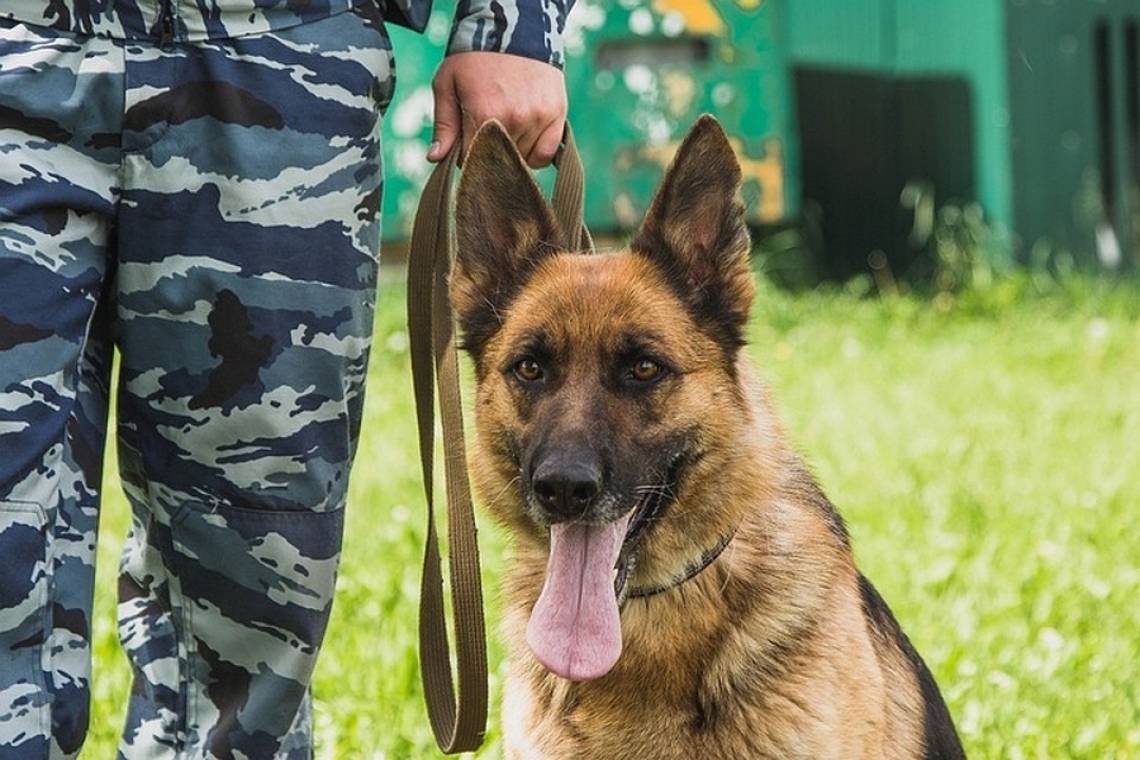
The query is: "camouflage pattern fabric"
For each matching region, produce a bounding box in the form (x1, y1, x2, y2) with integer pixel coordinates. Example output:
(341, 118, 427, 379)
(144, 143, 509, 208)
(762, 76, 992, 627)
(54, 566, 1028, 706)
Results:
(446, 0, 571, 66)
(0, 1, 572, 66)
(0, 4, 394, 757)
(1, 0, 574, 755)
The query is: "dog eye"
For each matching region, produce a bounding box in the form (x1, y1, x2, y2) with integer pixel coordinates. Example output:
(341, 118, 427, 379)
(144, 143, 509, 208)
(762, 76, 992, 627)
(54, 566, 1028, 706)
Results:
(629, 358, 664, 383)
(513, 358, 545, 383)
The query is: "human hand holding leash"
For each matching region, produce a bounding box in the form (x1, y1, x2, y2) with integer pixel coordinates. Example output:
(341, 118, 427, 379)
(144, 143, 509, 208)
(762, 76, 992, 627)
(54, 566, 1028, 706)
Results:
(428, 51, 568, 168)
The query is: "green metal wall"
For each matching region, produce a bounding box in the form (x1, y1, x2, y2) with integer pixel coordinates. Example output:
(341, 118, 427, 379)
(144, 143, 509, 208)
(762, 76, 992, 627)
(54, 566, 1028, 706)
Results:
(1007, 0, 1139, 268)
(380, 1, 797, 242)
(563, 0, 796, 233)
(380, 2, 1137, 270)
(787, 0, 1139, 269)
(786, 0, 1012, 233)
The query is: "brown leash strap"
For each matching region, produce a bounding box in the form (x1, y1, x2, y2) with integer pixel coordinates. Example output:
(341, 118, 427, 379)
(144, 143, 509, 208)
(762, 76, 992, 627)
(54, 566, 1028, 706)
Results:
(407, 125, 591, 755)
(550, 125, 593, 253)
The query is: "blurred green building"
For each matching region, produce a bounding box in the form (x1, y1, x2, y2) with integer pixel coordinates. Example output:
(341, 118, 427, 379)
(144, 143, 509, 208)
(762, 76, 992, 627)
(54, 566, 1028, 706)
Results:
(381, 1, 1140, 277)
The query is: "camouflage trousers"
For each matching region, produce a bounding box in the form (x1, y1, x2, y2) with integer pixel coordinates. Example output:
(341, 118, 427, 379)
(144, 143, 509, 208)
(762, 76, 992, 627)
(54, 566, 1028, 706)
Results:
(0, 6, 392, 758)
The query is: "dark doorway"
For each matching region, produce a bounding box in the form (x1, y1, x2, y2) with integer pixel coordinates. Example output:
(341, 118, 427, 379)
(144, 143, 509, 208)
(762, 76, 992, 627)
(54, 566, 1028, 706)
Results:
(794, 68, 977, 282)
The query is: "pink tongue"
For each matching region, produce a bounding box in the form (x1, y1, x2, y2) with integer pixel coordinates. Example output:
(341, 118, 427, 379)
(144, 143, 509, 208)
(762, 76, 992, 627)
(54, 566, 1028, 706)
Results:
(526, 515, 632, 681)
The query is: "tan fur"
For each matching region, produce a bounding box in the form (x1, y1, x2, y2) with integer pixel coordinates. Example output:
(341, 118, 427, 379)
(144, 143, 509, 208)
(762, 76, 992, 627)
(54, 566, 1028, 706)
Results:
(450, 117, 962, 760)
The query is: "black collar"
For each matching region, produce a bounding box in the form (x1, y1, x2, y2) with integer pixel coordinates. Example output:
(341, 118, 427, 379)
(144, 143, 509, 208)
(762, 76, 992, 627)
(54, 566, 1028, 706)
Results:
(626, 528, 737, 600)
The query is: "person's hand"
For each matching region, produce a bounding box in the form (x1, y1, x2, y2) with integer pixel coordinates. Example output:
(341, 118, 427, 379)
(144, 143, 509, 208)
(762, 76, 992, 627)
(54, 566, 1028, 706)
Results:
(427, 51, 568, 168)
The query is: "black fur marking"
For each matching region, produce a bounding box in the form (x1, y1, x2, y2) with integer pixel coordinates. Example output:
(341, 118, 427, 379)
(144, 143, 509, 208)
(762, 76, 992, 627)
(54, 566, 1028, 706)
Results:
(454, 237, 565, 368)
(628, 236, 750, 363)
(626, 115, 753, 367)
(691, 692, 720, 733)
(790, 466, 850, 547)
(858, 576, 966, 760)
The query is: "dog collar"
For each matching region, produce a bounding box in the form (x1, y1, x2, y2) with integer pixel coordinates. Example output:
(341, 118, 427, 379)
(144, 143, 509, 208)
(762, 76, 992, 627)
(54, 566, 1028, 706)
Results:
(626, 528, 737, 600)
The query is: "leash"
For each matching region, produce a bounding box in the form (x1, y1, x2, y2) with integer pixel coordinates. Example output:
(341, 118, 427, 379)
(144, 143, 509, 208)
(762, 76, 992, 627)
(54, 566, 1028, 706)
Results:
(406, 124, 591, 754)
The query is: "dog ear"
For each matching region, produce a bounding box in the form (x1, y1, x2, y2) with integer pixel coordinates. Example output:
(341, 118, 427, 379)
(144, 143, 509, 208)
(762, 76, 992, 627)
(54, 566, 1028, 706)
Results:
(452, 120, 562, 359)
(630, 115, 754, 349)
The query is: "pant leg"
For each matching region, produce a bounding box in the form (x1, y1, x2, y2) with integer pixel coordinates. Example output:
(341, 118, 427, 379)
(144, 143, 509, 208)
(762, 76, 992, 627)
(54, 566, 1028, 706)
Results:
(111, 7, 394, 759)
(0, 18, 124, 760)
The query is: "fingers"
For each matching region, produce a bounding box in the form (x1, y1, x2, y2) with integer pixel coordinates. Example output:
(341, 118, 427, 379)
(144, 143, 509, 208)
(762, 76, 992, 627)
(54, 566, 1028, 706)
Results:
(458, 110, 563, 168)
(506, 115, 566, 169)
(428, 52, 567, 168)
(428, 69, 460, 163)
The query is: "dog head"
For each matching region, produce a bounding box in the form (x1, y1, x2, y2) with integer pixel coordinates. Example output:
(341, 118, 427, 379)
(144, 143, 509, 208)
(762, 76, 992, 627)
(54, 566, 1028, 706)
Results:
(452, 116, 755, 681)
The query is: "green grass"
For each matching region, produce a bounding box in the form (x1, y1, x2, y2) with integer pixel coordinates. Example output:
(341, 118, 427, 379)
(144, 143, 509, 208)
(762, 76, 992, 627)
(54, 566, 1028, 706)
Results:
(86, 267, 1140, 758)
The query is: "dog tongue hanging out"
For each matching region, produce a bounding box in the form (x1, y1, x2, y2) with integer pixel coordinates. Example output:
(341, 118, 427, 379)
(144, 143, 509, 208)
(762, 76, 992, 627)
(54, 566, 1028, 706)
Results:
(526, 515, 632, 681)
(449, 117, 965, 759)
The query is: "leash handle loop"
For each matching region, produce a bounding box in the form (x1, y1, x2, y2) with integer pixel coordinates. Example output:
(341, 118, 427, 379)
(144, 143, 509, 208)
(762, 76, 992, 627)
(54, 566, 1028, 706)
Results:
(551, 125, 594, 252)
(407, 124, 590, 754)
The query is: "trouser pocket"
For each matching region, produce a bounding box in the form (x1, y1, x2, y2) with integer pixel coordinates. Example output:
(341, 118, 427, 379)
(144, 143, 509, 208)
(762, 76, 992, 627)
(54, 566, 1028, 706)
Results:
(169, 501, 345, 753)
(0, 501, 50, 746)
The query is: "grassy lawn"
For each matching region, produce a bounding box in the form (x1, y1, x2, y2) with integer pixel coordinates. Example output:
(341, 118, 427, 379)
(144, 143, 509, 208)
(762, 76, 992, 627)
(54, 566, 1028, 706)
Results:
(86, 266, 1140, 758)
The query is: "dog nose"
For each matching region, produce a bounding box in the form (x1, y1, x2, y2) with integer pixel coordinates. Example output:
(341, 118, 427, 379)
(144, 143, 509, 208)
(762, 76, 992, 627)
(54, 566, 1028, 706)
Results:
(531, 455, 603, 520)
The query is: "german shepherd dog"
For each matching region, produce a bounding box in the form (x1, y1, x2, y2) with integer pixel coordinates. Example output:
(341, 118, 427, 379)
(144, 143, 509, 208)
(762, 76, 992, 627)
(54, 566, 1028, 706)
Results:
(450, 116, 965, 759)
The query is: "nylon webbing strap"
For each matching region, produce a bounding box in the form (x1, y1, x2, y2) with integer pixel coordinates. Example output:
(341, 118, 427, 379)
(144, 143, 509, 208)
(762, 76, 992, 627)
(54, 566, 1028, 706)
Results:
(550, 126, 593, 253)
(407, 125, 590, 755)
